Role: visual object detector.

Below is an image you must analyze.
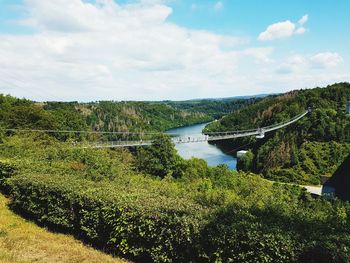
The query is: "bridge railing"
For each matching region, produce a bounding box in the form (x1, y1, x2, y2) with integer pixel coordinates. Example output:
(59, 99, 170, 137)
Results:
(206, 110, 309, 141)
(84, 110, 309, 148)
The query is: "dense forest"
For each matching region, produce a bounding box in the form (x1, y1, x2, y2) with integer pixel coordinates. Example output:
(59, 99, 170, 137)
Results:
(0, 95, 210, 137)
(1, 86, 350, 262)
(0, 94, 263, 140)
(205, 82, 350, 185)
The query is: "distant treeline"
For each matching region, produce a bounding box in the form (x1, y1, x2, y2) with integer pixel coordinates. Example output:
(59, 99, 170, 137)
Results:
(162, 96, 264, 119)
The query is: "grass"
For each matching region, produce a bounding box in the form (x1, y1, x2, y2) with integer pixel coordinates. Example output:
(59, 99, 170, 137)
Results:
(0, 193, 128, 263)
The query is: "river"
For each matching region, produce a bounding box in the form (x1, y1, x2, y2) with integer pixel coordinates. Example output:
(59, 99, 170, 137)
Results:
(166, 123, 237, 170)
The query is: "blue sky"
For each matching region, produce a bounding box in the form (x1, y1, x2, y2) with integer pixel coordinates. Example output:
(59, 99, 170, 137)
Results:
(0, 0, 349, 101)
(176, 1, 347, 44)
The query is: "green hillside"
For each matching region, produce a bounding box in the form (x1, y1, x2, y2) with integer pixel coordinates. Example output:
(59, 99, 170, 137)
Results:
(2, 132, 350, 262)
(0, 94, 265, 141)
(0, 95, 211, 142)
(205, 82, 350, 185)
(1, 87, 350, 262)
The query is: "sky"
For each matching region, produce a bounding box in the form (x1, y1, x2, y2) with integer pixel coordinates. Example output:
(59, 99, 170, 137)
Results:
(0, 0, 349, 101)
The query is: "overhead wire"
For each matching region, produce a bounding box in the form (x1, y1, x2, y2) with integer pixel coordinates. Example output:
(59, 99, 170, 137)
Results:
(2, 110, 308, 138)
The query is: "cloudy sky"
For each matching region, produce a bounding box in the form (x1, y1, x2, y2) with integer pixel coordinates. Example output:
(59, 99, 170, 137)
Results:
(0, 0, 349, 101)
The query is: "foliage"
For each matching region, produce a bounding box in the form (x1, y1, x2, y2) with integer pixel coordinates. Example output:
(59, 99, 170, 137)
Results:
(206, 83, 350, 184)
(0, 95, 55, 130)
(7, 173, 204, 262)
(0, 194, 127, 263)
(201, 206, 298, 262)
(1, 135, 350, 262)
(136, 134, 181, 178)
(0, 94, 217, 142)
(2, 85, 350, 261)
(80, 100, 212, 136)
(0, 160, 16, 193)
(164, 97, 264, 119)
(236, 150, 254, 172)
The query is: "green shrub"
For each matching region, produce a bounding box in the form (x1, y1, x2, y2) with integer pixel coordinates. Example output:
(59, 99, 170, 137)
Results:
(0, 159, 17, 193)
(2, 133, 350, 262)
(7, 173, 205, 262)
(237, 150, 254, 172)
(136, 135, 181, 178)
(200, 205, 297, 263)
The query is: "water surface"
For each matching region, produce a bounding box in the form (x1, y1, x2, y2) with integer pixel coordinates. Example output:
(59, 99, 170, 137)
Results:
(166, 123, 237, 170)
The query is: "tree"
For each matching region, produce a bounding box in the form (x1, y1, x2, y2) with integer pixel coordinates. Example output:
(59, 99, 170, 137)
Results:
(237, 150, 254, 172)
(136, 135, 180, 178)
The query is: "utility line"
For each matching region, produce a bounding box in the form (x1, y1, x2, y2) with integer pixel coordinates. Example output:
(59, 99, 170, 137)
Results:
(2, 128, 164, 135)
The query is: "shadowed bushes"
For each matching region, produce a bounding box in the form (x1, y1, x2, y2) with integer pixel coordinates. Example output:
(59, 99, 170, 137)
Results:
(1, 135, 350, 262)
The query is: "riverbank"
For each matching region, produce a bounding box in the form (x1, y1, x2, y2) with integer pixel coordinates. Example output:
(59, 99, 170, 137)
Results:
(166, 123, 237, 170)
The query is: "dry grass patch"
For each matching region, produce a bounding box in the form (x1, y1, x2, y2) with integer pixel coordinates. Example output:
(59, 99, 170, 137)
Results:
(0, 194, 128, 263)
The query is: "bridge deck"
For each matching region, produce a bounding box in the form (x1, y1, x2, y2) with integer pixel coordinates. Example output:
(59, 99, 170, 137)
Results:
(87, 110, 309, 148)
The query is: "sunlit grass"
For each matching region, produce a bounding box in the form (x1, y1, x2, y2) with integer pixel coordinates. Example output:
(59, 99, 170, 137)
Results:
(0, 194, 128, 263)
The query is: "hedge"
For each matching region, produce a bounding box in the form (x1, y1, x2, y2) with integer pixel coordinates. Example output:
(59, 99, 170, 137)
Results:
(2, 170, 350, 262)
(6, 173, 205, 262)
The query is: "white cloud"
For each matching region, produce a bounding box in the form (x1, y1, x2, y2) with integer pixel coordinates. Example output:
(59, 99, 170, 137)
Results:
(214, 1, 223, 11)
(258, 14, 308, 41)
(0, 3, 347, 102)
(298, 14, 308, 26)
(295, 27, 306, 35)
(0, 0, 277, 101)
(258, 20, 295, 41)
(241, 47, 274, 63)
(310, 52, 343, 68)
(276, 54, 307, 74)
(276, 52, 344, 74)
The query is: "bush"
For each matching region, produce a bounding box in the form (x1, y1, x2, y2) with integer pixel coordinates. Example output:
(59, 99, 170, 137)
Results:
(237, 150, 254, 172)
(200, 205, 297, 262)
(0, 159, 17, 193)
(136, 135, 181, 178)
(2, 134, 350, 262)
(7, 173, 205, 262)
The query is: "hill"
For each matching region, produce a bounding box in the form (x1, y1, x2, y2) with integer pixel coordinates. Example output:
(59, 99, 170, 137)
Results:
(0, 94, 265, 142)
(205, 82, 350, 185)
(0, 95, 210, 142)
(2, 134, 350, 262)
(1, 87, 350, 261)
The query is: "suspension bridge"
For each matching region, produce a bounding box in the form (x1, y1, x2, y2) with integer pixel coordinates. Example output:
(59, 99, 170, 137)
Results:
(88, 109, 310, 148)
(3, 110, 310, 148)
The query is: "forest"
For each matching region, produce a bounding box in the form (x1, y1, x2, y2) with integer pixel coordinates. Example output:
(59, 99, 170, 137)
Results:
(1, 84, 350, 262)
(205, 82, 350, 185)
(161, 96, 264, 119)
(0, 96, 208, 135)
(0, 94, 262, 136)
